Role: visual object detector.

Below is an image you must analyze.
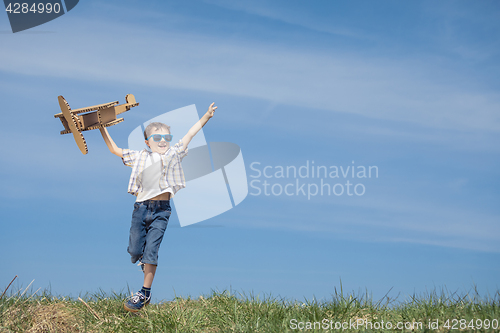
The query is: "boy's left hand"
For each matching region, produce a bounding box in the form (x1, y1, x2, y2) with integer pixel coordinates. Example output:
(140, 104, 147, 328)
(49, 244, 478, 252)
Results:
(207, 102, 217, 118)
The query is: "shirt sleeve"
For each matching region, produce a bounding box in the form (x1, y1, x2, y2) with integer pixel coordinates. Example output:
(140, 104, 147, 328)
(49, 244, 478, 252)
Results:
(122, 149, 140, 167)
(173, 139, 188, 160)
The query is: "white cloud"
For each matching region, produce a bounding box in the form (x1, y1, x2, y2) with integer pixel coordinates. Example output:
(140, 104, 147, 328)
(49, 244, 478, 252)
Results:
(236, 173, 500, 253)
(1, 16, 499, 136)
(202, 0, 376, 40)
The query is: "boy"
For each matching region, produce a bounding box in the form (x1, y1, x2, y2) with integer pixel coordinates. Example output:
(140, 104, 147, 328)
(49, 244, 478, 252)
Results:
(99, 102, 217, 312)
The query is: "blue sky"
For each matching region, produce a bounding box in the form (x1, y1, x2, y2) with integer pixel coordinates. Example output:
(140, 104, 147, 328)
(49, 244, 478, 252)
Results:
(1, 0, 499, 303)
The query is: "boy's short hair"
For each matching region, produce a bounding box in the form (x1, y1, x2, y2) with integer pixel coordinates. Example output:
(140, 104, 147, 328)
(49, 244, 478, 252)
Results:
(144, 122, 171, 140)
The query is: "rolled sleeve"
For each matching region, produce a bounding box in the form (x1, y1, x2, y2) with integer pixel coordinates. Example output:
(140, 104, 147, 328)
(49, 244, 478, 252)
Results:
(122, 149, 140, 167)
(173, 139, 188, 160)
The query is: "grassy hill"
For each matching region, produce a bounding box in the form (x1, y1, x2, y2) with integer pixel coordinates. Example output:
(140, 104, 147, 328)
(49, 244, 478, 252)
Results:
(1, 285, 499, 332)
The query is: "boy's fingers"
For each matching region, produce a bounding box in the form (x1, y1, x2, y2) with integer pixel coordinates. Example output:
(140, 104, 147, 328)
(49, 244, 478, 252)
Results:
(208, 102, 217, 114)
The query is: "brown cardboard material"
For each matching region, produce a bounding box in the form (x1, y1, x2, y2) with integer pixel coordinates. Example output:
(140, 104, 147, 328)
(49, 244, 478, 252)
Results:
(55, 94, 139, 154)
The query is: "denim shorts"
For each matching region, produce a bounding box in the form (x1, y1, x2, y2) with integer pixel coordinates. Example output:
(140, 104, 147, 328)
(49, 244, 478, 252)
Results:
(127, 200, 171, 266)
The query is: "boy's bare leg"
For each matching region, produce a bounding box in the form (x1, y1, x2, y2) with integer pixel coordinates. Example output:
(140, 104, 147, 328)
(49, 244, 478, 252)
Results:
(143, 264, 157, 288)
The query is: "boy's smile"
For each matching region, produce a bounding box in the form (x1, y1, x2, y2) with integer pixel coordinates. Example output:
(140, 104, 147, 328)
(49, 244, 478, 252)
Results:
(145, 129, 171, 154)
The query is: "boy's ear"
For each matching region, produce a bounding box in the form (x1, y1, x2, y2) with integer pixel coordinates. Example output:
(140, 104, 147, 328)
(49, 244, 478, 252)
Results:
(145, 140, 150, 148)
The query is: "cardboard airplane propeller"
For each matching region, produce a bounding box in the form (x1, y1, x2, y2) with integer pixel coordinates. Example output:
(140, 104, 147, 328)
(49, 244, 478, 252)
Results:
(54, 94, 139, 154)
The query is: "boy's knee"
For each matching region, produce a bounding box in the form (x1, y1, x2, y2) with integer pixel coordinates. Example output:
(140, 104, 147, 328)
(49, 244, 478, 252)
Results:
(129, 252, 142, 264)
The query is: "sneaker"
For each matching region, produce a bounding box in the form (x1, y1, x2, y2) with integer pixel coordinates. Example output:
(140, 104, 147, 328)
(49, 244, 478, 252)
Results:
(123, 291, 151, 312)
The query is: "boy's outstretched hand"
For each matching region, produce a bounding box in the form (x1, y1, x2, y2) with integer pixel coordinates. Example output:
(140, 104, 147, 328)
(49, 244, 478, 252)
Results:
(207, 102, 217, 118)
(183, 102, 218, 149)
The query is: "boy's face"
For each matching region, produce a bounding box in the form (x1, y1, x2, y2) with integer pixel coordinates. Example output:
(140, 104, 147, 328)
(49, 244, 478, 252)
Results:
(145, 128, 171, 154)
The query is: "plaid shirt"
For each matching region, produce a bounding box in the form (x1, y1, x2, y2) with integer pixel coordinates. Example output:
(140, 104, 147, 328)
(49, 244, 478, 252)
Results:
(122, 139, 188, 197)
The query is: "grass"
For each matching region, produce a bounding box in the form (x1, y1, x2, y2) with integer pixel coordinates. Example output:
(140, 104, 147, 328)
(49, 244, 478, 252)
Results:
(0, 284, 499, 332)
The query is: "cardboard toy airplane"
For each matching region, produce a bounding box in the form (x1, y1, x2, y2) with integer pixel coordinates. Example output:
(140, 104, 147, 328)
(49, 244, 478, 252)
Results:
(54, 94, 139, 155)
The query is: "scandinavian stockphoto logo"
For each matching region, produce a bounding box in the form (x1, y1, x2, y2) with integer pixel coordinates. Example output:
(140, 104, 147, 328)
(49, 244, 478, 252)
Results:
(249, 160, 379, 200)
(3, 0, 79, 33)
(128, 105, 248, 227)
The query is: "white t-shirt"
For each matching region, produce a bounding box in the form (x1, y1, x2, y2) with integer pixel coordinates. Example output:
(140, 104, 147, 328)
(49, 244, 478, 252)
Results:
(136, 152, 173, 202)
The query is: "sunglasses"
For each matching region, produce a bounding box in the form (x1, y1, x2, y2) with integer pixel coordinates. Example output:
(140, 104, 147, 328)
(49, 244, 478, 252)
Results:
(147, 134, 173, 142)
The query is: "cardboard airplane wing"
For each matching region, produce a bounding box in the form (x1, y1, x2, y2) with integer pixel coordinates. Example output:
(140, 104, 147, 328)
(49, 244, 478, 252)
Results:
(54, 94, 139, 154)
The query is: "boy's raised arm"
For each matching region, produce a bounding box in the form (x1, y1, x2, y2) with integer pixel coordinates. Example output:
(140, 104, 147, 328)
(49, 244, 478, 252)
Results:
(182, 102, 217, 149)
(100, 127, 123, 158)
